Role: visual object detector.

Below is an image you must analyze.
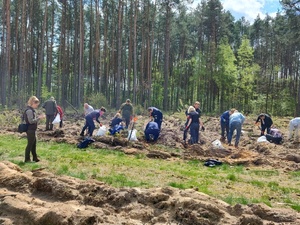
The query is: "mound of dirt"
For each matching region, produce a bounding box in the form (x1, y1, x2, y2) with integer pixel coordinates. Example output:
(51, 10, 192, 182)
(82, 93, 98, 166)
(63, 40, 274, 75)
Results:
(1, 161, 300, 225)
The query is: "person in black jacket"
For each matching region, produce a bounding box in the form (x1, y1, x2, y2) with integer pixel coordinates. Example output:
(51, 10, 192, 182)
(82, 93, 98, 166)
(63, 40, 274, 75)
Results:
(255, 113, 273, 136)
(24, 96, 45, 163)
(42, 96, 57, 131)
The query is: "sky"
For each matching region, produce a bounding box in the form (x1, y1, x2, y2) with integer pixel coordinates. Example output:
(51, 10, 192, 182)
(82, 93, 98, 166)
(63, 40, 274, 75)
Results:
(191, 0, 283, 23)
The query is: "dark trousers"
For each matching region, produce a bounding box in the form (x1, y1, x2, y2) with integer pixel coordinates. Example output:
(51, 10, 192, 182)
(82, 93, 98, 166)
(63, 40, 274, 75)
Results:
(82, 117, 95, 136)
(190, 123, 200, 144)
(154, 117, 162, 130)
(145, 129, 160, 142)
(221, 121, 229, 139)
(123, 115, 130, 128)
(46, 114, 55, 130)
(261, 124, 271, 135)
(25, 130, 37, 162)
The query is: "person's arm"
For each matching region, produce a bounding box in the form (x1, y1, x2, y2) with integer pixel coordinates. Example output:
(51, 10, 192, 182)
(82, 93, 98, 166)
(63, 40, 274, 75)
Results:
(241, 114, 246, 124)
(95, 113, 101, 124)
(26, 110, 40, 124)
(186, 117, 192, 129)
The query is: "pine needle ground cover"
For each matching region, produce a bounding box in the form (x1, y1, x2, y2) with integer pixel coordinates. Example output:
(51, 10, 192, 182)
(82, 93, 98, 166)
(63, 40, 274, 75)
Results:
(0, 134, 299, 211)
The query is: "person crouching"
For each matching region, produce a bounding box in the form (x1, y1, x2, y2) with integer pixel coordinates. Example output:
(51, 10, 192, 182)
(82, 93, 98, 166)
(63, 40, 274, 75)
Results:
(144, 121, 160, 142)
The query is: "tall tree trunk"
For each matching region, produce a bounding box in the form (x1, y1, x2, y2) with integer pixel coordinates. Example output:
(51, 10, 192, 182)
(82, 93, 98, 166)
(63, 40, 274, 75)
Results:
(116, 0, 123, 108)
(37, 0, 48, 99)
(133, 0, 138, 105)
(163, 4, 171, 110)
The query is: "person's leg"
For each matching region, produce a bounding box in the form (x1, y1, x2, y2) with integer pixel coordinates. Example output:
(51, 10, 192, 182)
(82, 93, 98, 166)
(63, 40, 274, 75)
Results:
(220, 121, 225, 138)
(80, 120, 88, 136)
(31, 132, 39, 162)
(225, 124, 230, 141)
(49, 114, 55, 130)
(235, 122, 242, 147)
(25, 130, 35, 162)
(228, 124, 233, 145)
(125, 116, 130, 129)
(59, 119, 63, 128)
(261, 124, 266, 136)
(288, 121, 294, 139)
(45, 115, 50, 130)
(88, 121, 95, 136)
(144, 129, 150, 141)
(190, 124, 197, 144)
(195, 123, 200, 143)
(153, 129, 160, 141)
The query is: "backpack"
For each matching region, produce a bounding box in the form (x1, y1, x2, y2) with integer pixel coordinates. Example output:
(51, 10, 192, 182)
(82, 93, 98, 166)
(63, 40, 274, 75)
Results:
(77, 137, 95, 149)
(266, 128, 283, 144)
(204, 159, 222, 167)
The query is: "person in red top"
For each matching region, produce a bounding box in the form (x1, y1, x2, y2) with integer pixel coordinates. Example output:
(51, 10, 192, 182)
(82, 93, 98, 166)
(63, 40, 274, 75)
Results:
(56, 105, 64, 128)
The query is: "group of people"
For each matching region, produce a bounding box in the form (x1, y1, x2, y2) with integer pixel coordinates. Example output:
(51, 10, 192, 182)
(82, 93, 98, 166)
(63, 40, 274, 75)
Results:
(22, 94, 300, 163)
(220, 109, 300, 146)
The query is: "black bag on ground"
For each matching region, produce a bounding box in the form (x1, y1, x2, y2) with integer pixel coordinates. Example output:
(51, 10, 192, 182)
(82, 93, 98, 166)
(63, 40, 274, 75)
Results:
(204, 159, 222, 167)
(77, 137, 95, 149)
(266, 128, 283, 144)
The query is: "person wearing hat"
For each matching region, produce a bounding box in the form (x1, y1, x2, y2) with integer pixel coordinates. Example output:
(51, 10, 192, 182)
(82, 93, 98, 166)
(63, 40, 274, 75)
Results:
(119, 99, 133, 129)
(148, 107, 163, 130)
(42, 96, 57, 131)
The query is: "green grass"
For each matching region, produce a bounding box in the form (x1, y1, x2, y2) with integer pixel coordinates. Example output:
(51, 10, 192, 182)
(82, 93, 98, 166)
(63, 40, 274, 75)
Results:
(1, 134, 300, 212)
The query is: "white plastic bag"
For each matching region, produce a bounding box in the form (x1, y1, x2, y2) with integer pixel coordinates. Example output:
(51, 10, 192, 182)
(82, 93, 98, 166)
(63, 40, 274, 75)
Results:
(127, 129, 138, 141)
(212, 139, 224, 149)
(96, 125, 107, 136)
(52, 114, 61, 124)
(257, 136, 268, 143)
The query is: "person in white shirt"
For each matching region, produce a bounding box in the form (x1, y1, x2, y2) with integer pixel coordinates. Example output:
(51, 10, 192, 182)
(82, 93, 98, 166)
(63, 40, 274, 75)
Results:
(288, 117, 300, 141)
(84, 103, 94, 116)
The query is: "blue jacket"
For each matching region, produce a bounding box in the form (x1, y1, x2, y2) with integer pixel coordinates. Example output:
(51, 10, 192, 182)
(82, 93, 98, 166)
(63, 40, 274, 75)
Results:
(145, 121, 159, 130)
(150, 107, 163, 119)
(220, 111, 230, 124)
(229, 112, 245, 126)
(86, 110, 101, 123)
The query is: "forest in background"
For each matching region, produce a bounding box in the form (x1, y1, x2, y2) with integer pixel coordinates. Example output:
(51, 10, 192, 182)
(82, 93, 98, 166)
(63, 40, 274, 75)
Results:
(0, 0, 299, 116)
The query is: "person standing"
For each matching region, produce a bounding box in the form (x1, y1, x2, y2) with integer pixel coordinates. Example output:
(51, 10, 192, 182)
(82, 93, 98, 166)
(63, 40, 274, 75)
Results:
(119, 99, 133, 129)
(255, 113, 273, 136)
(42, 96, 57, 131)
(56, 105, 64, 128)
(185, 106, 200, 144)
(220, 108, 235, 142)
(148, 107, 163, 130)
(84, 103, 94, 116)
(24, 96, 45, 162)
(228, 110, 245, 148)
(288, 117, 300, 141)
(80, 107, 106, 137)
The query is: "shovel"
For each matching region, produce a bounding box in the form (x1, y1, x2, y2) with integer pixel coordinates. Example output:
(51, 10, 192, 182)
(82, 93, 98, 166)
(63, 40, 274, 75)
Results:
(128, 116, 138, 141)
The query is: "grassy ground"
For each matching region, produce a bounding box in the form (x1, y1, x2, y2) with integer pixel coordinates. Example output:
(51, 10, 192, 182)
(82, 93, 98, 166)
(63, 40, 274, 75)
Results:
(1, 134, 300, 212)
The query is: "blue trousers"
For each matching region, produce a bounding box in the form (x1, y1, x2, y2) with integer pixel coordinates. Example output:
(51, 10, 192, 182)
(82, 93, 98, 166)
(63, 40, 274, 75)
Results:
(85, 117, 95, 136)
(145, 129, 160, 142)
(228, 121, 242, 146)
(221, 120, 229, 139)
(190, 123, 199, 144)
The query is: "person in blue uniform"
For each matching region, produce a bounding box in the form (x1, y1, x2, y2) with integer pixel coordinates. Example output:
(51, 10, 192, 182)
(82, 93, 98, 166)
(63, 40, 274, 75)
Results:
(109, 113, 124, 135)
(185, 106, 200, 144)
(80, 107, 106, 137)
(144, 121, 160, 142)
(220, 108, 235, 142)
(148, 107, 163, 130)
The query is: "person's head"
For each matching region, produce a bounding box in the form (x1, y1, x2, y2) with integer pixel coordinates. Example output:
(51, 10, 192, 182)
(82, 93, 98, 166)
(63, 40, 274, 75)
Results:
(259, 114, 265, 119)
(84, 103, 89, 109)
(27, 96, 40, 109)
(194, 101, 200, 109)
(115, 112, 121, 118)
(126, 99, 131, 104)
(148, 107, 153, 113)
(50, 96, 55, 101)
(188, 106, 195, 114)
(100, 107, 106, 113)
(229, 108, 236, 115)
